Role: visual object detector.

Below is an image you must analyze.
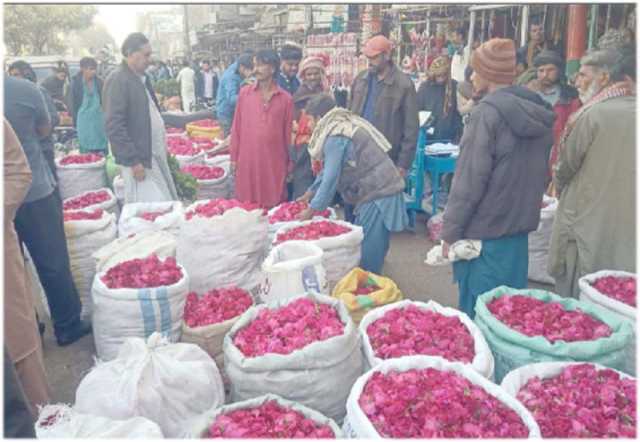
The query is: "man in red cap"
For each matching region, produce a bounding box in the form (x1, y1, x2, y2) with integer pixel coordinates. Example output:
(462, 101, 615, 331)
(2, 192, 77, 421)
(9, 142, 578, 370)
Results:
(440, 38, 555, 318)
(349, 34, 419, 181)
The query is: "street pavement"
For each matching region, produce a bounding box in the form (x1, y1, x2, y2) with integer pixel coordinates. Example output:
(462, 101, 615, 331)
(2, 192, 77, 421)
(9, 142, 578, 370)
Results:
(38, 213, 550, 404)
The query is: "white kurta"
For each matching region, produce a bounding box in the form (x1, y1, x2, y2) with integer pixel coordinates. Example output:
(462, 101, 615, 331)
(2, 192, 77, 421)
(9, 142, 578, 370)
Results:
(122, 77, 178, 203)
(177, 67, 196, 111)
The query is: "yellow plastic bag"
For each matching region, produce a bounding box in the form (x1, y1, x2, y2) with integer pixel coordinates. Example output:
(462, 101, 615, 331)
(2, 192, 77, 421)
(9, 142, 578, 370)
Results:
(332, 267, 403, 324)
(185, 122, 223, 140)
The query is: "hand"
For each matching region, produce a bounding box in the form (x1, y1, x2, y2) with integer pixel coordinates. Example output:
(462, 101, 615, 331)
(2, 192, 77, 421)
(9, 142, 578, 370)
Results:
(398, 167, 407, 178)
(441, 241, 450, 259)
(132, 163, 146, 182)
(297, 191, 313, 204)
(297, 207, 314, 221)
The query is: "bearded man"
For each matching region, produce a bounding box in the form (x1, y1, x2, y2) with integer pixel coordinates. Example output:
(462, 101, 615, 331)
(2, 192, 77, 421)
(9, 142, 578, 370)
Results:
(548, 48, 636, 298)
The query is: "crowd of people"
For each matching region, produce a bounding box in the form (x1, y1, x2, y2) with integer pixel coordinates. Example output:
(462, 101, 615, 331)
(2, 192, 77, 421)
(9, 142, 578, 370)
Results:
(3, 20, 636, 435)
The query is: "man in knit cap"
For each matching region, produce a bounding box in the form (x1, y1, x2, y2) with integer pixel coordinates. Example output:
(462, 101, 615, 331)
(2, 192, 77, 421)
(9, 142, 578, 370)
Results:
(532, 49, 581, 185)
(440, 38, 555, 318)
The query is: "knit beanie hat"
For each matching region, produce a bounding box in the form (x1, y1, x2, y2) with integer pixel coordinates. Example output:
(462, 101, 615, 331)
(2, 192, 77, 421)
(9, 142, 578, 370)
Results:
(470, 38, 517, 84)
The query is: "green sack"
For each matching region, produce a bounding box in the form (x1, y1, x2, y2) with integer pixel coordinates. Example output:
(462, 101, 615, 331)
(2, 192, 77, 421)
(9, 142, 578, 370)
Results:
(474, 286, 634, 382)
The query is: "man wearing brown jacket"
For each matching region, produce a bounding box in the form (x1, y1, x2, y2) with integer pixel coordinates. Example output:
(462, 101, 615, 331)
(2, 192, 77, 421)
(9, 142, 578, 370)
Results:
(349, 35, 419, 177)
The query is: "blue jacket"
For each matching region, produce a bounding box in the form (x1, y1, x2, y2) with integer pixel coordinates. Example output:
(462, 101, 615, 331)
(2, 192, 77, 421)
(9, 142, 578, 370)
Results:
(216, 62, 243, 124)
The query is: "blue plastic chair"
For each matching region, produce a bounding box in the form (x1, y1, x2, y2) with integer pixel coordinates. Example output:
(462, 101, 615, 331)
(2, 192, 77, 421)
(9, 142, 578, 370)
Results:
(404, 128, 456, 228)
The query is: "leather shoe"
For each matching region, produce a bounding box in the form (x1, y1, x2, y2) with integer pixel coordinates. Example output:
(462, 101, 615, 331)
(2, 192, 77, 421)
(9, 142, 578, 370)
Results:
(56, 320, 92, 347)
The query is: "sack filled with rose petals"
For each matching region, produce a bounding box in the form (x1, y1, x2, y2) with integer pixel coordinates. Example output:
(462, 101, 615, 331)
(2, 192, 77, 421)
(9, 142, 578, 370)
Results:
(474, 286, 634, 382)
(56, 152, 107, 200)
(223, 293, 364, 422)
(118, 201, 184, 237)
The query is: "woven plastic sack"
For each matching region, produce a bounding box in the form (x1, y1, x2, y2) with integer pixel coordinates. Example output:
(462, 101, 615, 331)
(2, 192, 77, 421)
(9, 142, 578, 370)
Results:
(173, 150, 205, 168)
(360, 300, 494, 379)
(223, 293, 364, 423)
(273, 220, 364, 290)
(501, 360, 635, 398)
(344, 355, 541, 438)
(474, 286, 634, 382)
(118, 201, 184, 237)
(90, 261, 189, 361)
(64, 210, 117, 321)
(528, 195, 557, 284)
(93, 230, 177, 273)
(187, 394, 343, 438)
(258, 241, 328, 304)
(194, 166, 230, 200)
(177, 203, 268, 295)
(180, 293, 255, 384)
(112, 174, 125, 204)
(35, 404, 163, 438)
(75, 334, 224, 438)
(56, 155, 107, 200)
(267, 203, 337, 245)
(62, 188, 119, 218)
(331, 268, 403, 325)
(186, 122, 223, 139)
(578, 270, 636, 374)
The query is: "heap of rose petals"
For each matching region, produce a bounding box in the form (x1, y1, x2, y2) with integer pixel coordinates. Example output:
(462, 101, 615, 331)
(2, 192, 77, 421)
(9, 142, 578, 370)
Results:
(269, 201, 331, 224)
(191, 119, 218, 128)
(59, 153, 103, 166)
(63, 190, 111, 210)
(516, 363, 636, 438)
(275, 221, 350, 244)
(166, 127, 184, 134)
(487, 295, 612, 343)
(185, 198, 262, 220)
(359, 368, 529, 438)
(367, 305, 475, 362)
(592, 276, 636, 307)
(184, 288, 253, 327)
(181, 164, 225, 180)
(167, 136, 201, 155)
(233, 298, 344, 357)
(101, 254, 182, 289)
(190, 137, 217, 150)
(63, 209, 104, 222)
(207, 400, 335, 438)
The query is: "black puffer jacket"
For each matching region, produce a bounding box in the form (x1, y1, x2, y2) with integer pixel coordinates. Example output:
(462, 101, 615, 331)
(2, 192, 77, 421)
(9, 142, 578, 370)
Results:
(442, 86, 555, 244)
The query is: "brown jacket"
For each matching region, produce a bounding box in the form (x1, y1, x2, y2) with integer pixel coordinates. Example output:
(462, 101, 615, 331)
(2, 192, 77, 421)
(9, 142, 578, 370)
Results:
(349, 64, 419, 170)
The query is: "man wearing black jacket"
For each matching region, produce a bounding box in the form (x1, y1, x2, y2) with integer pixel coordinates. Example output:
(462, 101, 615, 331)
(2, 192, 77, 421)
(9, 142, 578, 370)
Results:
(195, 60, 218, 107)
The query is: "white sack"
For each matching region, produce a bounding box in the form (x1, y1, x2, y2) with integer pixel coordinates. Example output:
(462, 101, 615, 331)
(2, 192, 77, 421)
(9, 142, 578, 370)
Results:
(64, 211, 117, 321)
(93, 230, 177, 273)
(75, 333, 224, 438)
(195, 166, 230, 200)
(273, 220, 363, 290)
(258, 241, 328, 303)
(35, 404, 163, 439)
(528, 195, 557, 284)
(187, 394, 343, 438)
(56, 156, 107, 200)
(118, 201, 184, 237)
(345, 355, 541, 438)
(174, 151, 205, 168)
(90, 262, 189, 361)
(62, 188, 119, 218)
(267, 204, 337, 245)
(223, 292, 364, 423)
(578, 270, 636, 374)
(112, 175, 125, 203)
(359, 300, 495, 379)
(177, 203, 268, 294)
(500, 361, 635, 399)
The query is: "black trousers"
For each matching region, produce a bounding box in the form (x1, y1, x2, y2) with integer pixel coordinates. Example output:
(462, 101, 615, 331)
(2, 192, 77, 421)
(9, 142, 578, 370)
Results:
(14, 192, 81, 333)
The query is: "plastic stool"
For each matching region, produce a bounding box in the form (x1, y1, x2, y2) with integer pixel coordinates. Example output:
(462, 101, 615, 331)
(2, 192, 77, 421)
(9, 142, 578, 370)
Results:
(425, 154, 457, 216)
